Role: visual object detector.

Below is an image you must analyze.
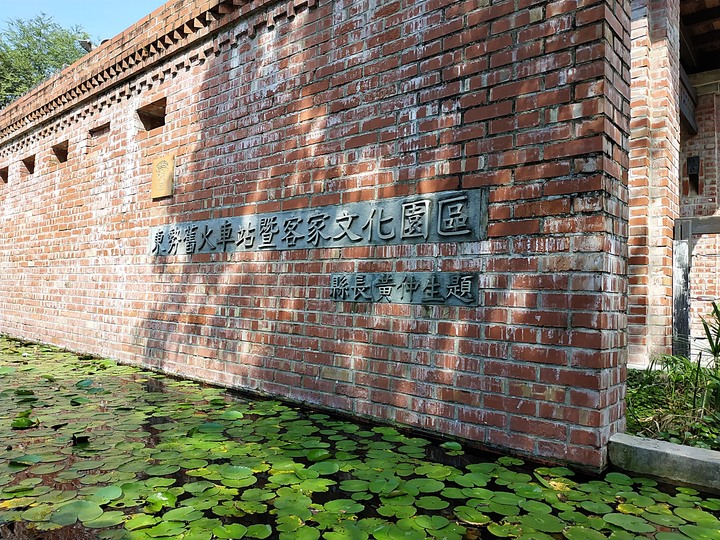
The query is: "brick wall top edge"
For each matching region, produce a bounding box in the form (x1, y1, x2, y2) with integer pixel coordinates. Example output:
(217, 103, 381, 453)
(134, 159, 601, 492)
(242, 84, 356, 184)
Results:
(0, 0, 293, 144)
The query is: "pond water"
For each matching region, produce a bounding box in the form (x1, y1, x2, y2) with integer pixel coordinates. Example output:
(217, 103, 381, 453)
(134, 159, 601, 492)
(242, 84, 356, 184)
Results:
(0, 336, 719, 540)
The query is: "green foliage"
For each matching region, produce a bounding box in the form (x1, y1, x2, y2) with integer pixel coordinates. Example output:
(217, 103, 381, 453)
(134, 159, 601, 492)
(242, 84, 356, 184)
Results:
(1, 335, 720, 540)
(626, 303, 720, 450)
(0, 14, 89, 107)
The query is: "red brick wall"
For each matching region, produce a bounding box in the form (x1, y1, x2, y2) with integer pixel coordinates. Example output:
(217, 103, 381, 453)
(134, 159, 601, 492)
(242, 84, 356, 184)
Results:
(681, 84, 720, 357)
(0, 0, 630, 469)
(627, 0, 680, 367)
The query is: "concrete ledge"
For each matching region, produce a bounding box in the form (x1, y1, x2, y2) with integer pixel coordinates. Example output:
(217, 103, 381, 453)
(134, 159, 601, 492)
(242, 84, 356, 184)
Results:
(610, 433, 720, 493)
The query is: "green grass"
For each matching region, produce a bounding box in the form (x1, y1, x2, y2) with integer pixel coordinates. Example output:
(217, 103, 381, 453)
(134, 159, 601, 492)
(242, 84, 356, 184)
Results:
(626, 354, 720, 451)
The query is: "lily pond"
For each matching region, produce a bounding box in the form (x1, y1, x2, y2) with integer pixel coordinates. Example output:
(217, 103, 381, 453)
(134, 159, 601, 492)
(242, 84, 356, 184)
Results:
(1, 337, 720, 540)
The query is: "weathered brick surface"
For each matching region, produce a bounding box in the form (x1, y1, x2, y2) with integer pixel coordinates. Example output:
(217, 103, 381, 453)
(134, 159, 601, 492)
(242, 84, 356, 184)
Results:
(680, 84, 720, 356)
(0, 0, 629, 469)
(627, 0, 680, 366)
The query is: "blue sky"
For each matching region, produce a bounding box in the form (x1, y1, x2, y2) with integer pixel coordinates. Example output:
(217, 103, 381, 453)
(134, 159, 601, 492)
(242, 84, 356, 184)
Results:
(0, 0, 167, 42)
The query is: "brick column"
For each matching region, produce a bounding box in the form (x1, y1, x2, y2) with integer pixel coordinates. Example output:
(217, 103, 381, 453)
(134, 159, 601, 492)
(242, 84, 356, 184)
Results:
(628, 0, 680, 366)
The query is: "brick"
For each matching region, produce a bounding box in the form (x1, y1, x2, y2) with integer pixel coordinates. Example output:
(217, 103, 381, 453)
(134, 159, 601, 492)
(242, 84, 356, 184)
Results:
(0, 0, 632, 472)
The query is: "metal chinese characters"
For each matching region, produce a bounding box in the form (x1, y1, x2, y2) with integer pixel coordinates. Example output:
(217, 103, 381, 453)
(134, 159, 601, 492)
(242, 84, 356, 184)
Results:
(148, 189, 487, 255)
(329, 273, 479, 306)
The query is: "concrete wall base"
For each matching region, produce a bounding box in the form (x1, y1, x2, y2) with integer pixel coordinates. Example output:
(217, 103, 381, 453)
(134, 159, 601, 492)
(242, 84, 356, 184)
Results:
(609, 433, 720, 493)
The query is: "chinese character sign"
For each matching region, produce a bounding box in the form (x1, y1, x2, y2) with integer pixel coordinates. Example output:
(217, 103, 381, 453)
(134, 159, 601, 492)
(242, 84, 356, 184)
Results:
(329, 273, 479, 306)
(148, 189, 487, 255)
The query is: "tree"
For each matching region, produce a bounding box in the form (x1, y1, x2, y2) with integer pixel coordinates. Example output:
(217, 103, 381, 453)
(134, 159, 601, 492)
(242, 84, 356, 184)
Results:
(0, 14, 90, 108)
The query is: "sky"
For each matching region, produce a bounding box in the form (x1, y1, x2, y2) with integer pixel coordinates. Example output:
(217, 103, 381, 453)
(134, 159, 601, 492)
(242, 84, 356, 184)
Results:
(0, 0, 168, 42)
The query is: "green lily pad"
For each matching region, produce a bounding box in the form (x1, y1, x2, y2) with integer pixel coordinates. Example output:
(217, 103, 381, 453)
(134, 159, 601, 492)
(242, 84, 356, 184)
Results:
(656, 534, 697, 540)
(340, 480, 370, 492)
(20, 504, 54, 522)
(563, 527, 607, 540)
(581, 501, 614, 515)
(145, 520, 187, 537)
(487, 522, 523, 537)
(9, 454, 42, 466)
(246, 524, 272, 539)
(454, 506, 490, 525)
(605, 472, 633, 485)
(125, 513, 160, 530)
(89, 485, 124, 502)
(146, 464, 180, 476)
(51, 500, 103, 525)
(678, 525, 720, 540)
(213, 523, 248, 538)
(416, 496, 449, 510)
(404, 478, 445, 494)
(377, 504, 416, 519)
(373, 524, 426, 540)
(603, 513, 656, 533)
(520, 513, 567, 533)
(645, 511, 687, 527)
(11, 417, 37, 429)
(675, 507, 720, 523)
(84, 511, 126, 528)
(164, 506, 204, 522)
(325, 499, 365, 514)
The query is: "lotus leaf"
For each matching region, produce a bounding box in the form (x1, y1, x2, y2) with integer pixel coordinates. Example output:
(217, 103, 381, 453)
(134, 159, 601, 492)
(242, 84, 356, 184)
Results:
(217, 464, 253, 479)
(676, 507, 720, 523)
(340, 480, 370, 492)
(603, 513, 656, 533)
(125, 513, 160, 530)
(325, 499, 365, 514)
(617, 503, 644, 515)
(441, 487, 466, 499)
(403, 478, 445, 494)
(563, 526, 607, 540)
(377, 504, 416, 519)
(83, 510, 126, 528)
(324, 525, 369, 540)
(246, 523, 272, 539)
(183, 530, 213, 540)
(183, 481, 216, 494)
(605, 472, 634, 485)
(454, 506, 490, 525)
(558, 510, 589, 524)
(373, 524, 426, 540)
(520, 513, 567, 533)
(20, 504, 53, 522)
(36, 489, 76, 505)
(581, 500, 614, 514)
(72, 460, 105, 471)
(369, 477, 401, 494)
(51, 500, 103, 525)
(280, 525, 320, 540)
(440, 441, 463, 451)
(310, 461, 340, 475)
(144, 464, 180, 476)
(11, 417, 37, 430)
(452, 472, 487, 487)
(145, 520, 187, 537)
(162, 506, 203, 522)
(414, 515, 450, 530)
(678, 525, 720, 539)
(89, 485, 123, 503)
(645, 511, 687, 527)
(486, 522, 524, 537)
(416, 496, 449, 510)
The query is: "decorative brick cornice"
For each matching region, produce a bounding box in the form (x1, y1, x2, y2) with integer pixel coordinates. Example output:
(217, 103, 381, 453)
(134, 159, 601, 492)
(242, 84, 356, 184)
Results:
(0, 0, 317, 146)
